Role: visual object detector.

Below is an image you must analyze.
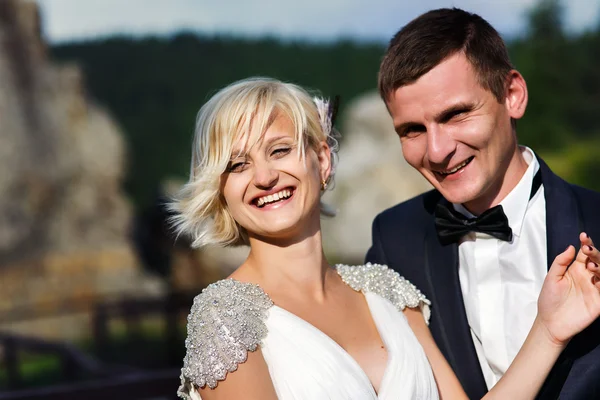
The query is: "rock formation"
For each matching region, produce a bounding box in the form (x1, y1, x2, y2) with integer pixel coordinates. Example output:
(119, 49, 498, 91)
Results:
(321, 92, 432, 263)
(0, 0, 163, 338)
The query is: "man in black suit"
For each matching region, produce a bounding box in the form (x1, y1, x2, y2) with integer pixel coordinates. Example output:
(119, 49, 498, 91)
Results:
(366, 8, 600, 399)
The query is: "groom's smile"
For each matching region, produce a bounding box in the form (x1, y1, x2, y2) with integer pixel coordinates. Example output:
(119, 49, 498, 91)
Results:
(434, 156, 474, 177)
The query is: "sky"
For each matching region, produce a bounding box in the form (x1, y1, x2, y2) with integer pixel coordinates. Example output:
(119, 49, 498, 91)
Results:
(36, 0, 600, 44)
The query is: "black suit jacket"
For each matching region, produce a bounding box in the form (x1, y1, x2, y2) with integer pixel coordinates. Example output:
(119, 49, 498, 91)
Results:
(365, 157, 600, 399)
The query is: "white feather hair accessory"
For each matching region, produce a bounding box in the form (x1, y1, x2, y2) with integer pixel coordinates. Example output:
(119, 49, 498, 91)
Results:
(313, 97, 334, 136)
(311, 96, 340, 195)
(313, 95, 339, 134)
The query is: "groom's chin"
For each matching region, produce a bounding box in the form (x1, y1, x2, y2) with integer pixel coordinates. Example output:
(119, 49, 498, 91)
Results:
(433, 183, 480, 206)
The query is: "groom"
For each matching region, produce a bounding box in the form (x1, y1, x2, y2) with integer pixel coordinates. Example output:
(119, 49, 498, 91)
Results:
(366, 8, 600, 399)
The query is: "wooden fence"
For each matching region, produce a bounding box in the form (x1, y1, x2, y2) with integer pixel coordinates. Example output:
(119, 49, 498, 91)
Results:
(0, 290, 198, 399)
(0, 369, 180, 400)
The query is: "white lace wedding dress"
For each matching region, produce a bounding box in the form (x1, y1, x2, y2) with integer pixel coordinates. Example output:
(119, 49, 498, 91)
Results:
(177, 263, 440, 400)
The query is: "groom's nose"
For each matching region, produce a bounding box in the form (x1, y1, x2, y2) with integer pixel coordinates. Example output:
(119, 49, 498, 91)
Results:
(426, 125, 456, 165)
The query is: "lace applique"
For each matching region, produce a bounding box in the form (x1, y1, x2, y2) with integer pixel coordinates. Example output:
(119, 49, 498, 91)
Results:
(177, 279, 273, 399)
(336, 263, 431, 324)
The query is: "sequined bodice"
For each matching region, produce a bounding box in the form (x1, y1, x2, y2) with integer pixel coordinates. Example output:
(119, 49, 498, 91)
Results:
(178, 279, 272, 394)
(177, 263, 438, 400)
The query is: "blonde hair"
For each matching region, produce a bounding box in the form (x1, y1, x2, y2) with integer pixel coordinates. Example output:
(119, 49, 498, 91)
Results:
(170, 77, 339, 248)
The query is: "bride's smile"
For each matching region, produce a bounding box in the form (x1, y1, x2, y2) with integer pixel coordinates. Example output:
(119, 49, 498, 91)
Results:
(252, 187, 294, 209)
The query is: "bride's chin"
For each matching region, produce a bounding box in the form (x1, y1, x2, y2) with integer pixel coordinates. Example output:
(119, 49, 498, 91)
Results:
(246, 209, 321, 243)
(250, 225, 311, 244)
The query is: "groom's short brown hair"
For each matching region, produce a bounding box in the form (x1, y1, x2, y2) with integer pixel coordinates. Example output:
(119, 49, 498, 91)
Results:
(378, 8, 513, 103)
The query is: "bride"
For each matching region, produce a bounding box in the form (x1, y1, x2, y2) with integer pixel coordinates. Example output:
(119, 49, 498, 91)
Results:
(171, 77, 600, 400)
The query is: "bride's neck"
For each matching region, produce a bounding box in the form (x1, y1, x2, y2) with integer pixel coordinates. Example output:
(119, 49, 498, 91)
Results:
(243, 229, 331, 301)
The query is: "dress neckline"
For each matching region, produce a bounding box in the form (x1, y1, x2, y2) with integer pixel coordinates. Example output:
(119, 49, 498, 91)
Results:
(270, 292, 393, 397)
(223, 267, 392, 397)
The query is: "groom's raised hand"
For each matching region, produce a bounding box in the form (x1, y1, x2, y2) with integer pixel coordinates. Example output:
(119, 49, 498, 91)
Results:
(580, 232, 600, 286)
(537, 234, 600, 346)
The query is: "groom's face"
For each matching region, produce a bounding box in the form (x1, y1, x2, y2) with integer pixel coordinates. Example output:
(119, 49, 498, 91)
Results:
(386, 52, 524, 209)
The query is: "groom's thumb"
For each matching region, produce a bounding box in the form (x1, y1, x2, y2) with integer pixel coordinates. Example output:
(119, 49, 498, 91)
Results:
(548, 245, 576, 278)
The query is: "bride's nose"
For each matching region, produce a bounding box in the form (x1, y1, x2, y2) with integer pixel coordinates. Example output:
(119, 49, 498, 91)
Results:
(253, 162, 278, 189)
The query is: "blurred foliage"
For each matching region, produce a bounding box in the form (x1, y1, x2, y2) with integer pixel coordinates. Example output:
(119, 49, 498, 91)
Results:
(0, 322, 187, 389)
(50, 0, 600, 208)
(0, 354, 63, 389)
(510, 0, 600, 151)
(51, 36, 383, 208)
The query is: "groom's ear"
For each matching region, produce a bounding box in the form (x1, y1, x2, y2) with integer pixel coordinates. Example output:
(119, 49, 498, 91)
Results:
(504, 70, 528, 120)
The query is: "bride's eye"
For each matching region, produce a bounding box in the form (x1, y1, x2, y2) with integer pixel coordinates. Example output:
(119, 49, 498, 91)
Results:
(271, 147, 291, 158)
(227, 161, 248, 173)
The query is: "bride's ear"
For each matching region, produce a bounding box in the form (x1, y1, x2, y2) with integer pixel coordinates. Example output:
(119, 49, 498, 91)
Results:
(316, 141, 332, 183)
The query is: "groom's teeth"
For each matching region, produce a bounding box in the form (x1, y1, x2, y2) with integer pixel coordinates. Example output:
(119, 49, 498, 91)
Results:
(441, 158, 470, 175)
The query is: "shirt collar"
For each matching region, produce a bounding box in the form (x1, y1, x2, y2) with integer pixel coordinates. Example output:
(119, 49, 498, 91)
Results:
(453, 146, 540, 238)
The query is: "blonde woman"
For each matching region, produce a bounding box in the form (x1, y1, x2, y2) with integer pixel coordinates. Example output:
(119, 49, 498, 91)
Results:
(171, 77, 600, 400)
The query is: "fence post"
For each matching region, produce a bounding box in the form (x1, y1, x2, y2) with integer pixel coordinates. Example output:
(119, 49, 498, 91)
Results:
(3, 336, 22, 389)
(165, 290, 180, 365)
(61, 353, 78, 382)
(92, 303, 109, 357)
(122, 299, 141, 340)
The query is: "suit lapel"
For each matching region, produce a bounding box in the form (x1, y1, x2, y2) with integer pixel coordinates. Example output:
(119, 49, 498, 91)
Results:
(423, 198, 488, 399)
(420, 157, 583, 399)
(539, 157, 582, 269)
(536, 156, 583, 399)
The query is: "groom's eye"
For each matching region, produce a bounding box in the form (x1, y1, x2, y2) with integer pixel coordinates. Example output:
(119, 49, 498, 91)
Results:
(401, 124, 426, 137)
(447, 109, 467, 120)
(440, 105, 473, 123)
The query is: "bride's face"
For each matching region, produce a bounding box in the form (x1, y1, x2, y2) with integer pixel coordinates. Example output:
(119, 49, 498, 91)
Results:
(221, 112, 330, 242)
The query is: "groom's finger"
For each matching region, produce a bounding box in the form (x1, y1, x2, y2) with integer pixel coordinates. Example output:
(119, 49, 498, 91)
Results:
(584, 262, 600, 286)
(582, 243, 600, 265)
(580, 232, 592, 244)
(587, 261, 600, 277)
(576, 232, 595, 264)
(549, 245, 576, 279)
(581, 233, 600, 274)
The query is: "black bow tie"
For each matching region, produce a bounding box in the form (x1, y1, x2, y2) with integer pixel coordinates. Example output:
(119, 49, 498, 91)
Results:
(434, 169, 542, 245)
(435, 204, 513, 245)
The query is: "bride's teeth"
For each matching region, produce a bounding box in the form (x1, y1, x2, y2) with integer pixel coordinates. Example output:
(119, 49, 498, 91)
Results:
(256, 189, 292, 207)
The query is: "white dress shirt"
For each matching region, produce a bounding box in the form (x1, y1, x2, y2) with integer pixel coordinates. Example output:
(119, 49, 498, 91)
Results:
(454, 147, 547, 389)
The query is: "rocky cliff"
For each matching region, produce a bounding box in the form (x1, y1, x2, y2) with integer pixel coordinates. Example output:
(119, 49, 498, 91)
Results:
(0, 0, 163, 338)
(321, 92, 432, 262)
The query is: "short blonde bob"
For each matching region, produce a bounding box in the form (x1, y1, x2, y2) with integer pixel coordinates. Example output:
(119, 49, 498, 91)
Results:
(170, 77, 339, 248)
